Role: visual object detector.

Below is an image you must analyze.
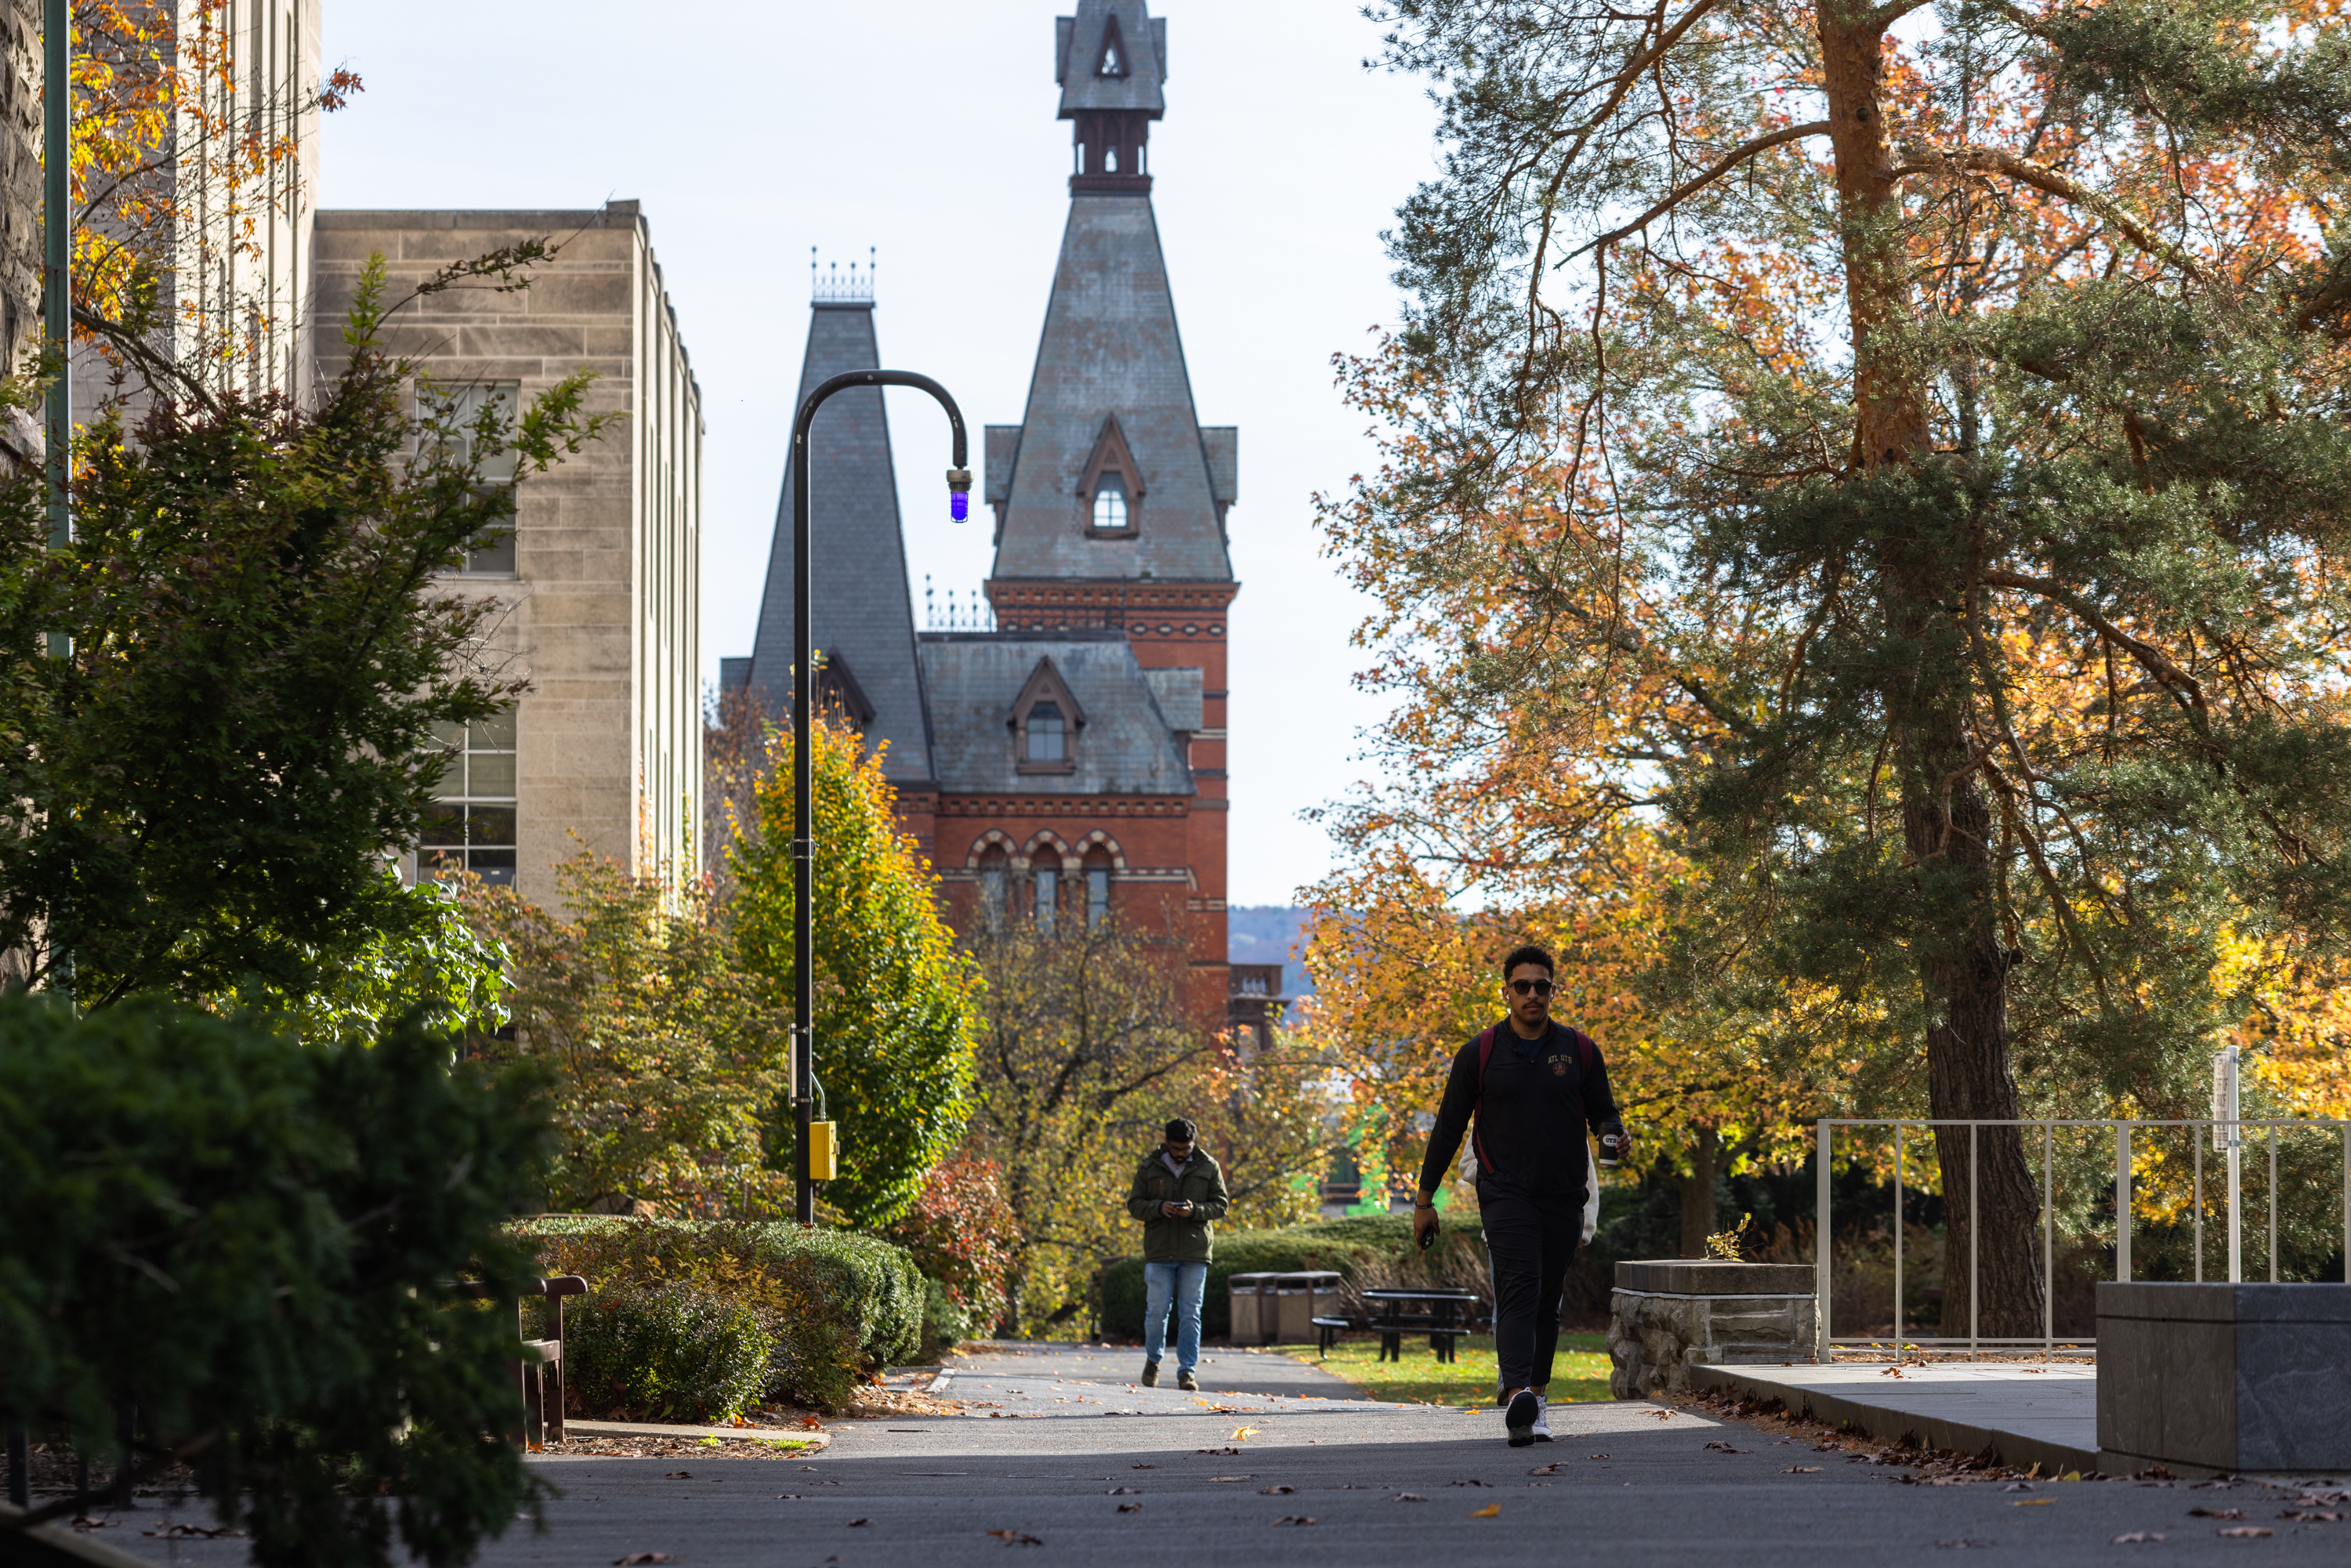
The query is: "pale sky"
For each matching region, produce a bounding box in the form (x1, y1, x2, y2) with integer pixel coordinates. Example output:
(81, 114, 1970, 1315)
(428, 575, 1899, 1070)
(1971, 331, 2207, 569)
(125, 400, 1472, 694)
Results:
(318, 0, 1440, 907)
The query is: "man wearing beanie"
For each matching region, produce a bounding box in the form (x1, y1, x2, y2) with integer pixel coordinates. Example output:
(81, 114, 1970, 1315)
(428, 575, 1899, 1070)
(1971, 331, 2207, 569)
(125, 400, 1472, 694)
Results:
(1124, 1117, 1229, 1389)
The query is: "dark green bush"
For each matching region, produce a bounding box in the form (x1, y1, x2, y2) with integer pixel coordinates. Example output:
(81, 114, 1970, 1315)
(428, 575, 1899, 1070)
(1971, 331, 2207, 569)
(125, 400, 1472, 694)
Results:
(918, 1276, 969, 1362)
(0, 993, 550, 1568)
(564, 1281, 773, 1421)
(1097, 1214, 1491, 1340)
(513, 1216, 923, 1410)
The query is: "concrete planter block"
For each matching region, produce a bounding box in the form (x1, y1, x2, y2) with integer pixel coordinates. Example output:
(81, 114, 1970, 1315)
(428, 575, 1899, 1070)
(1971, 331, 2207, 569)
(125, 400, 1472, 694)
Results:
(2096, 1282, 2351, 1476)
(1608, 1259, 1817, 1400)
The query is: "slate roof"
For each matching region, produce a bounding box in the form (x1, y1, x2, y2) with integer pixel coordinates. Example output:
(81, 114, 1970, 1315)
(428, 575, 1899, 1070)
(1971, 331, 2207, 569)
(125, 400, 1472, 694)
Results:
(989, 193, 1233, 584)
(918, 633, 1194, 796)
(745, 302, 933, 783)
(1056, 1, 1167, 118)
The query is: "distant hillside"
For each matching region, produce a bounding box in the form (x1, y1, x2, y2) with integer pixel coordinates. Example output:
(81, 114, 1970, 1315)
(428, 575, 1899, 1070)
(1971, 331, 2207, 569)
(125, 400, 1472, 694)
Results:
(1227, 905, 1315, 1001)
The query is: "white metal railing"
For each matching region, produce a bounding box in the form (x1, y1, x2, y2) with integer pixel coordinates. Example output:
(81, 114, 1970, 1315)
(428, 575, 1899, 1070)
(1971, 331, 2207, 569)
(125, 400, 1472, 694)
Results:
(1813, 1116, 2351, 1360)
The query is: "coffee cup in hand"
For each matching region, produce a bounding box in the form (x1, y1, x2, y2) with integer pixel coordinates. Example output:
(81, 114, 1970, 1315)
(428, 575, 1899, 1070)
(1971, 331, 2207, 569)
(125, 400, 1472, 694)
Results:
(1599, 1132, 1621, 1168)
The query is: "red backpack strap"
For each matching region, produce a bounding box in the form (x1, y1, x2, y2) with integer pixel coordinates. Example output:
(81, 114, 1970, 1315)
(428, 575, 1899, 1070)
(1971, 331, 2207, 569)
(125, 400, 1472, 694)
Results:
(1573, 1029, 1598, 1077)
(1470, 1025, 1500, 1180)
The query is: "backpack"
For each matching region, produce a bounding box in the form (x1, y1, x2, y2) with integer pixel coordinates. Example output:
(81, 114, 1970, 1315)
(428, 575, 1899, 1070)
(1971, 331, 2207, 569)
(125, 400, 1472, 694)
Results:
(1460, 1023, 1603, 1243)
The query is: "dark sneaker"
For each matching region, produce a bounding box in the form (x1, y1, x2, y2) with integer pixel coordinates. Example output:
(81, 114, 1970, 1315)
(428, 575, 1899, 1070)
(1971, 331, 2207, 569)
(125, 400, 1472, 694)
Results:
(1177, 1367, 1199, 1392)
(1140, 1360, 1160, 1388)
(1505, 1389, 1540, 1447)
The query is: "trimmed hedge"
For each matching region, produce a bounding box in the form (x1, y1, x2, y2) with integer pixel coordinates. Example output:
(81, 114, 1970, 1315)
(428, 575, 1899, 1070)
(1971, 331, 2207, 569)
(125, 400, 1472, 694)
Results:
(512, 1216, 924, 1411)
(1097, 1215, 1491, 1341)
(565, 1280, 772, 1422)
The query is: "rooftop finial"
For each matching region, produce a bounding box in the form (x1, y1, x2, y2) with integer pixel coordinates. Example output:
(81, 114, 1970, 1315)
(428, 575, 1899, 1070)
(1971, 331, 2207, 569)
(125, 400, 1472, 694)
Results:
(811, 246, 877, 304)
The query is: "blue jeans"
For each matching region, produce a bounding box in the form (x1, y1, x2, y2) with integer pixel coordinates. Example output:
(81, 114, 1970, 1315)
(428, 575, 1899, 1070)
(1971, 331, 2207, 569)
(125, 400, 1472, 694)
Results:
(1142, 1260, 1207, 1371)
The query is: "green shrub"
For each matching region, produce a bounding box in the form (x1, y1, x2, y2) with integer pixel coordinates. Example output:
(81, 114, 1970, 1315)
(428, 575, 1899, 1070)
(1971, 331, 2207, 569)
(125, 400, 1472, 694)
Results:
(918, 1276, 969, 1362)
(565, 1281, 773, 1422)
(0, 993, 551, 1568)
(1097, 1214, 1491, 1340)
(513, 1216, 923, 1410)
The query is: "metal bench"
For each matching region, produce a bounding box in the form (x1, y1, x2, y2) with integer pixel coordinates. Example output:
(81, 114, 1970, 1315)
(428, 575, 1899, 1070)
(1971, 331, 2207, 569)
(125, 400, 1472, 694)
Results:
(455, 1275, 587, 1447)
(1373, 1321, 1475, 1363)
(1310, 1315, 1352, 1355)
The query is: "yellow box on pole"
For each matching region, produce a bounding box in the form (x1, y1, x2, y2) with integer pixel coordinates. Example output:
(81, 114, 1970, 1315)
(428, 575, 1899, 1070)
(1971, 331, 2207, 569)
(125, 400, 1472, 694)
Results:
(807, 1121, 839, 1182)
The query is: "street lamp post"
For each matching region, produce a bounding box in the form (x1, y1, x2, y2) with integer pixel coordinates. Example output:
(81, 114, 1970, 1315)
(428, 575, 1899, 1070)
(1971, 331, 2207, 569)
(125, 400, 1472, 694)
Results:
(791, 370, 969, 1226)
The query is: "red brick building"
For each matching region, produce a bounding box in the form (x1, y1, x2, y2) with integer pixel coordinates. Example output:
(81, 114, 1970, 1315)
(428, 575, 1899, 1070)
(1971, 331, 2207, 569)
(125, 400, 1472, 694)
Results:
(725, 0, 1266, 1027)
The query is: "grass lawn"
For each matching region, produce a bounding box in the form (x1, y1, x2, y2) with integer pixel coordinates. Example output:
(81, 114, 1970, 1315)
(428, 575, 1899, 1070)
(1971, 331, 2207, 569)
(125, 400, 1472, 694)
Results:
(1270, 1331, 1612, 1407)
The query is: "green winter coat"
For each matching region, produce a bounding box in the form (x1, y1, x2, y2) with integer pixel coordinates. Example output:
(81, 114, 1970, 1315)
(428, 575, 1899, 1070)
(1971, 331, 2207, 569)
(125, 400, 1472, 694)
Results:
(1124, 1146, 1230, 1263)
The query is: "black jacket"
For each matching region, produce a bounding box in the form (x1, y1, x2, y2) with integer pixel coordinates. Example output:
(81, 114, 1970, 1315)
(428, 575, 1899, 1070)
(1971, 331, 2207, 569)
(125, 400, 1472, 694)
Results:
(1416, 1019, 1622, 1204)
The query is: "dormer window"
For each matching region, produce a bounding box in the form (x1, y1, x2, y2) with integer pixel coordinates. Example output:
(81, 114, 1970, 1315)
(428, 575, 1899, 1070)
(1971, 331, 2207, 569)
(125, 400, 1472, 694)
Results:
(1091, 475, 1128, 533)
(1078, 414, 1143, 538)
(1096, 13, 1129, 75)
(1010, 657, 1083, 776)
(1027, 701, 1067, 762)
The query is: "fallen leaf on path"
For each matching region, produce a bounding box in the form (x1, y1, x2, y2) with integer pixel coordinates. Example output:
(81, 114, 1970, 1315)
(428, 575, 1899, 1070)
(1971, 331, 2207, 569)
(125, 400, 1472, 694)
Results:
(1272, 1515, 1318, 1526)
(1936, 1539, 1991, 1549)
(1704, 1441, 1743, 1452)
(2011, 1498, 2056, 1508)
(2190, 1508, 2247, 1519)
(1469, 1503, 1502, 1518)
(1107, 1487, 1139, 1494)
(1785, 1466, 1822, 1473)
(663, 1472, 693, 1479)
(1233, 1426, 1257, 1440)
(2283, 1510, 2342, 1522)
(143, 1526, 241, 1540)
(2003, 1483, 2038, 1493)
(613, 1555, 672, 1566)
(776, 1494, 799, 1500)
(1130, 1464, 1157, 1469)
(1528, 1464, 1567, 1476)
(1588, 1453, 1610, 1460)
(1197, 1447, 1241, 1456)
(1210, 1476, 1255, 1483)
(848, 1519, 871, 1527)
(2112, 1532, 2168, 1544)
(1395, 1494, 1425, 1502)
(1260, 1485, 1294, 1494)
(1116, 1503, 1142, 1514)
(1449, 1479, 1490, 1487)
(985, 1529, 1043, 1545)
(2216, 1527, 2273, 1538)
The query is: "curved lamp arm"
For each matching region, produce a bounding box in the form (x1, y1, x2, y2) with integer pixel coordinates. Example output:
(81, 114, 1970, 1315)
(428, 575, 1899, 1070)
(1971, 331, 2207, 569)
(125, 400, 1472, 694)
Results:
(788, 369, 969, 1225)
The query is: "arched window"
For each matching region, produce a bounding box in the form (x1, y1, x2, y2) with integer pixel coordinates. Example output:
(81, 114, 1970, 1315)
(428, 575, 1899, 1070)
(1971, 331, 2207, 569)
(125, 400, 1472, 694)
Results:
(1027, 702, 1066, 762)
(1034, 864, 1059, 936)
(978, 847, 1009, 925)
(1092, 474, 1128, 531)
(1085, 854, 1112, 929)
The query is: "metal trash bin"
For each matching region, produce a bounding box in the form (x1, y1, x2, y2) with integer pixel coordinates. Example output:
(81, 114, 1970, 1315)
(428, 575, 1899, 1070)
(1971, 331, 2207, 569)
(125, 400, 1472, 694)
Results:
(1273, 1271, 1342, 1343)
(1226, 1272, 1278, 1344)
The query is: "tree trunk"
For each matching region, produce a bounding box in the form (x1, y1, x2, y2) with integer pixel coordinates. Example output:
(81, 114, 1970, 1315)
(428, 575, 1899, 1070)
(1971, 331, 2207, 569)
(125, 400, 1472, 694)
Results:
(1817, 0, 2047, 1338)
(1676, 1124, 1722, 1258)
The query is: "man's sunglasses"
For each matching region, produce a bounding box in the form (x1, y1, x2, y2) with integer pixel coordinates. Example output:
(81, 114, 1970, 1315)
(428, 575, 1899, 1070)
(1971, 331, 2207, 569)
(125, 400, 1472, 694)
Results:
(1509, 978, 1555, 997)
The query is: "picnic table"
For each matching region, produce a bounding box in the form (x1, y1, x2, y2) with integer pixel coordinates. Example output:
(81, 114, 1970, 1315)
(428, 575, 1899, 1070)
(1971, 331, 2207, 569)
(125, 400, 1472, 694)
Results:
(1360, 1287, 1483, 1363)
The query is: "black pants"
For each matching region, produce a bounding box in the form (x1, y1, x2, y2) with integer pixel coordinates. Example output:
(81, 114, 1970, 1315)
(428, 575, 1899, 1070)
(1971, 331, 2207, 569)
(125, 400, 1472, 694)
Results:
(1480, 1186, 1581, 1393)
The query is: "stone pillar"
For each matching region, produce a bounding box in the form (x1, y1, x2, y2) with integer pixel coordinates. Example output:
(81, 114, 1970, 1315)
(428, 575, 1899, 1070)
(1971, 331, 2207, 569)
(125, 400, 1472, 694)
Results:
(2096, 1281, 2351, 1476)
(1608, 1259, 1818, 1399)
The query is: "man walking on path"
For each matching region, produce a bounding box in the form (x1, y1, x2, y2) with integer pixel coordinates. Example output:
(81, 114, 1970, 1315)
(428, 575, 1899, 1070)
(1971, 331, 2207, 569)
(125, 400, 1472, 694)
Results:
(1413, 944, 1629, 1447)
(1125, 1117, 1229, 1391)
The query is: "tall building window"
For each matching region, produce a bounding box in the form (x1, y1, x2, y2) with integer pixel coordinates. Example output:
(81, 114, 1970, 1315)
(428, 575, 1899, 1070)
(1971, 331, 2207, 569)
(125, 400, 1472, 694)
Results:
(979, 847, 1009, 924)
(421, 382, 520, 573)
(422, 712, 517, 885)
(1091, 474, 1128, 531)
(1086, 861, 1110, 928)
(1027, 702, 1066, 762)
(1034, 866, 1059, 936)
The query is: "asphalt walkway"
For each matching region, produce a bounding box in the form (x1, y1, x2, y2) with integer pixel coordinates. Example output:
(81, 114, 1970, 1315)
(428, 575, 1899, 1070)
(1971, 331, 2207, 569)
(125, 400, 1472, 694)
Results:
(87, 1342, 2350, 1566)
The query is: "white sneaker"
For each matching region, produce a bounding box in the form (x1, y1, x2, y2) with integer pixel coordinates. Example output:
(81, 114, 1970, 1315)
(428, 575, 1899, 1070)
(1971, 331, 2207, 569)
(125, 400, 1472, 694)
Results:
(1531, 1393, 1552, 1442)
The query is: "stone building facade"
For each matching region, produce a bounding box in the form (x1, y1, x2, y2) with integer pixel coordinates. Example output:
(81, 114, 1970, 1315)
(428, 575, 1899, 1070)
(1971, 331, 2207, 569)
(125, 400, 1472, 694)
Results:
(312, 201, 703, 911)
(726, 0, 1257, 1024)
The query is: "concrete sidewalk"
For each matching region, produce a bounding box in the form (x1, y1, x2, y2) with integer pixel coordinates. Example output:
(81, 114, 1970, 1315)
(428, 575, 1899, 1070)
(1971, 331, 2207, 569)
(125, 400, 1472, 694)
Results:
(1693, 1360, 2102, 1475)
(79, 1345, 2351, 1566)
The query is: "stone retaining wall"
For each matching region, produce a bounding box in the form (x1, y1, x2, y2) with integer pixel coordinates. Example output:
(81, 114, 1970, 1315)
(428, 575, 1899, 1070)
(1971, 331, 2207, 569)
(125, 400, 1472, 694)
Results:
(1607, 1259, 1817, 1399)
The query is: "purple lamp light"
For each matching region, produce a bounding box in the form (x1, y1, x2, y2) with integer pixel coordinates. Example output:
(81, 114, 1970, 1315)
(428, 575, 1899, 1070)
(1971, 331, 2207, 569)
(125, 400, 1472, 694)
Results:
(947, 466, 973, 523)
